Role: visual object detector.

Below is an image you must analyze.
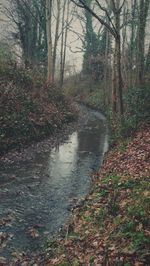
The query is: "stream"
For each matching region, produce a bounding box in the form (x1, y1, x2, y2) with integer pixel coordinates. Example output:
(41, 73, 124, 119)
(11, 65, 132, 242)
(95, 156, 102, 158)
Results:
(0, 106, 108, 259)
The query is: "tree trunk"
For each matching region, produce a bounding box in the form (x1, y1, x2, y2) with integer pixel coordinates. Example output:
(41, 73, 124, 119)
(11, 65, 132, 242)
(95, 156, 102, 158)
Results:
(52, 0, 61, 83)
(46, 0, 53, 83)
(112, 47, 117, 114)
(112, 6, 123, 116)
(145, 43, 150, 73)
(137, 0, 145, 85)
(137, 0, 150, 85)
(60, 0, 67, 86)
(116, 37, 123, 115)
(129, 0, 137, 87)
(61, 0, 70, 86)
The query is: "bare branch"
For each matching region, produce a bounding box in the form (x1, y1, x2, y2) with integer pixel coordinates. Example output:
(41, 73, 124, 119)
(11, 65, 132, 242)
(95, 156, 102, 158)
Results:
(119, 0, 126, 13)
(67, 44, 85, 53)
(70, 0, 117, 38)
(95, 0, 117, 36)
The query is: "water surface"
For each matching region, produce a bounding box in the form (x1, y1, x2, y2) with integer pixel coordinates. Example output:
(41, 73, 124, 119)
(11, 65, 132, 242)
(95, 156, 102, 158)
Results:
(0, 107, 108, 257)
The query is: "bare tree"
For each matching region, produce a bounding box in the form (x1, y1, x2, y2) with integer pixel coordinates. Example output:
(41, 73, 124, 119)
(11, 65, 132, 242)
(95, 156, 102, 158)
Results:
(71, 0, 126, 116)
(46, 0, 73, 84)
(46, 0, 53, 82)
(60, 0, 70, 86)
(4, 0, 47, 68)
(52, 0, 61, 82)
(137, 0, 150, 85)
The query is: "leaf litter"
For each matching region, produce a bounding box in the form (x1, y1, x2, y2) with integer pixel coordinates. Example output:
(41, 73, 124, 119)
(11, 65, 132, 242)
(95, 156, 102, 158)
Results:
(46, 122, 150, 265)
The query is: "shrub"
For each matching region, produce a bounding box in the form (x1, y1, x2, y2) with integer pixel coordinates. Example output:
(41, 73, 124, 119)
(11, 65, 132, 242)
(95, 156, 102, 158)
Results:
(124, 86, 150, 121)
(111, 85, 150, 140)
(0, 64, 76, 154)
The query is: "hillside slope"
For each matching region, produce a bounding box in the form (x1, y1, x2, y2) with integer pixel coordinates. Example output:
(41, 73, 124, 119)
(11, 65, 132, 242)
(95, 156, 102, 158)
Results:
(46, 122, 150, 266)
(0, 65, 76, 154)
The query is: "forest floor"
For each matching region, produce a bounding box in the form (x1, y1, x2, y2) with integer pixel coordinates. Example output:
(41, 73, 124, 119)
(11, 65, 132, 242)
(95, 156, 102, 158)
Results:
(45, 121, 150, 266)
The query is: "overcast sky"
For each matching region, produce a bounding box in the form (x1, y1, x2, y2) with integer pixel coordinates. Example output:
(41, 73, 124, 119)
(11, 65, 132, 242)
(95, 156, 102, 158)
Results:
(0, 0, 149, 72)
(0, 0, 83, 72)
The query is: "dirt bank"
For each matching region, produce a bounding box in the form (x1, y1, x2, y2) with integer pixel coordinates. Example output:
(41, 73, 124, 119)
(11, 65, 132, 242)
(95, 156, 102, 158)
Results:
(46, 122, 150, 266)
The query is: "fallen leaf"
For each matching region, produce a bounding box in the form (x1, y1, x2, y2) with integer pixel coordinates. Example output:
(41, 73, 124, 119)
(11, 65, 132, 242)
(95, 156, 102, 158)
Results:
(0, 257, 7, 265)
(28, 228, 39, 238)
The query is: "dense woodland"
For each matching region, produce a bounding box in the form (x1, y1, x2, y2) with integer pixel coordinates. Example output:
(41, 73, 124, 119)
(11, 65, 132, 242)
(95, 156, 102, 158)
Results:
(0, 0, 150, 265)
(0, 0, 150, 146)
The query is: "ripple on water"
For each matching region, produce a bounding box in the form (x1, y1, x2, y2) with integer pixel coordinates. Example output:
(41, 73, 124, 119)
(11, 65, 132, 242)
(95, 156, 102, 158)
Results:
(0, 107, 108, 258)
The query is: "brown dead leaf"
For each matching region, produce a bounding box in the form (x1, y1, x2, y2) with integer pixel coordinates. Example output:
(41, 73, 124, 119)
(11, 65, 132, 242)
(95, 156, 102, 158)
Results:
(122, 247, 136, 255)
(134, 262, 144, 266)
(28, 228, 39, 238)
(0, 257, 7, 265)
(143, 190, 149, 197)
(144, 230, 150, 237)
(92, 241, 99, 247)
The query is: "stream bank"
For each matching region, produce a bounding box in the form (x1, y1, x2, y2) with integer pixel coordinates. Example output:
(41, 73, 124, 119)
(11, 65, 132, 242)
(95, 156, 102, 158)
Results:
(0, 63, 76, 155)
(46, 122, 150, 266)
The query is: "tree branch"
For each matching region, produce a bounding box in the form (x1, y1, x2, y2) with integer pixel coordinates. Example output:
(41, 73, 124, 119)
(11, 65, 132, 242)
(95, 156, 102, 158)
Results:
(70, 0, 117, 38)
(95, 0, 117, 36)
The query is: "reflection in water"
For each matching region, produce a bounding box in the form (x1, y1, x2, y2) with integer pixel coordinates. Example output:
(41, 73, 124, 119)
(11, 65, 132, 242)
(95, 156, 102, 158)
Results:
(0, 107, 108, 259)
(48, 132, 78, 180)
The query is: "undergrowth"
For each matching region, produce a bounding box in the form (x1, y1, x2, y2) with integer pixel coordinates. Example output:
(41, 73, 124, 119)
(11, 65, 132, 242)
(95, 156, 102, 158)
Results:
(0, 63, 76, 154)
(64, 74, 150, 142)
(111, 86, 150, 141)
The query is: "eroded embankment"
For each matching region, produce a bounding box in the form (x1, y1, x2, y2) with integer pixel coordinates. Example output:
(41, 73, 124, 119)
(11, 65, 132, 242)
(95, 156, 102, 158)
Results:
(0, 64, 76, 154)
